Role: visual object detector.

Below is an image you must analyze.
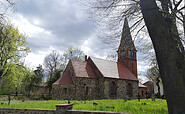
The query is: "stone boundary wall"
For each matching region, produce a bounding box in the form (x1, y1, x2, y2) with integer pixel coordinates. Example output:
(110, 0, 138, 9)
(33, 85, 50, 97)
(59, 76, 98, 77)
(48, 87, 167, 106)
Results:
(67, 110, 132, 114)
(0, 104, 132, 114)
(0, 108, 56, 114)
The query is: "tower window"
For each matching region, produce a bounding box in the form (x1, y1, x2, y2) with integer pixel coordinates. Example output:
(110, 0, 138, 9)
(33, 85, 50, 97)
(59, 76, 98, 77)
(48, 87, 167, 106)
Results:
(121, 51, 126, 59)
(130, 51, 134, 58)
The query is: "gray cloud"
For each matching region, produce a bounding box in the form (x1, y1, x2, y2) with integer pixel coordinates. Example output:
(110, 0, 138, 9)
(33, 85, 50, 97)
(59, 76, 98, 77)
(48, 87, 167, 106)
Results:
(17, 0, 96, 53)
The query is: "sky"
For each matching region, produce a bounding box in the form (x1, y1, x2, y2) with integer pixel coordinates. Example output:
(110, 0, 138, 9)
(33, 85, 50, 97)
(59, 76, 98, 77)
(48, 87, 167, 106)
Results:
(9, 0, 149, 81)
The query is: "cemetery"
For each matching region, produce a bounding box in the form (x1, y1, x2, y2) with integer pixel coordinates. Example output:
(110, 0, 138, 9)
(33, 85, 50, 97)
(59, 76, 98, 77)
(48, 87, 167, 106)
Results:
(0, 96, 168, 114)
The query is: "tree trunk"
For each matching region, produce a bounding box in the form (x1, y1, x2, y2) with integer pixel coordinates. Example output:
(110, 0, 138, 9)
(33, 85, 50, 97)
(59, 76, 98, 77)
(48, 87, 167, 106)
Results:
(140, 0, 185, 113)
(156, 76, 161, 98)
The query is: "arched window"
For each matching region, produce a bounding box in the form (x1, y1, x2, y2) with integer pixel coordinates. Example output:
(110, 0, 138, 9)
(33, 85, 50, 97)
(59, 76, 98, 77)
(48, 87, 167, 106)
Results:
(127, 83, 133, 98)
(63, 88, 67, 94)
(130, 51, 134, 58)
(121, 51, 126, 59)
(120, 47, 126, 59)
(109, 81, 117, 99)
(85, 87, 89, 95)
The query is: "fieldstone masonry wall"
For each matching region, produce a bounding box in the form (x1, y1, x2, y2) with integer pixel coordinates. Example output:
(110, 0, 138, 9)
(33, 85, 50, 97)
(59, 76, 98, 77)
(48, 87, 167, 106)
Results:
(0, 104, 133, 114)
(52, 58, 138, 100)
(52, 85, 76, 100)
(0, 108, 56, 114)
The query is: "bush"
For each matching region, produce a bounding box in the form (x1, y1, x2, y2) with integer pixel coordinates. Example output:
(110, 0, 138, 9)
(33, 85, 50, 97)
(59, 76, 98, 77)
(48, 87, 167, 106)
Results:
(30, 92, 42, 100)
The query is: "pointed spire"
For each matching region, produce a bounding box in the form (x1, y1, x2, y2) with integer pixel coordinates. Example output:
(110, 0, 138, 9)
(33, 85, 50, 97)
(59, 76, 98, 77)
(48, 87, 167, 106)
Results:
(120, 18, 134, 49)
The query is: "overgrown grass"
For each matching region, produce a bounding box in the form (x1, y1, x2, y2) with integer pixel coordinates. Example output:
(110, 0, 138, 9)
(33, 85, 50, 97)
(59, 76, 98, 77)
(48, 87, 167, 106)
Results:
(0, 97, 168, 114)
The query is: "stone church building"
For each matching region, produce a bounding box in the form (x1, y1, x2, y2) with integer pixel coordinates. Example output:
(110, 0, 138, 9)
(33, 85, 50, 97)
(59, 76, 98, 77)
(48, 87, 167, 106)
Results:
(52, 18, 139, 100)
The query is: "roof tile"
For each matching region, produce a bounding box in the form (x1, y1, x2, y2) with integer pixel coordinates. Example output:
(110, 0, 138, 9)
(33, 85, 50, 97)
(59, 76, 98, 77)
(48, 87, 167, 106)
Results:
(53, 71, 74, 85)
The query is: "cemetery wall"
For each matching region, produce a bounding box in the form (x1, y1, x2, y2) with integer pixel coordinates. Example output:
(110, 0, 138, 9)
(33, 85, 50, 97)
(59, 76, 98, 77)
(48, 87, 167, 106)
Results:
(0, 105, 130, 114)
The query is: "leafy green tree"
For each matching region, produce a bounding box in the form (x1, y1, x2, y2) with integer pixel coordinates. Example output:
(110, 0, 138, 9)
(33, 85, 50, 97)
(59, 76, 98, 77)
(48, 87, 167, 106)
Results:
(0, 63, 25, 94)
(22, 67, 37, 96)
(0, 22, 30, 78)
(34, 64, 44, 85)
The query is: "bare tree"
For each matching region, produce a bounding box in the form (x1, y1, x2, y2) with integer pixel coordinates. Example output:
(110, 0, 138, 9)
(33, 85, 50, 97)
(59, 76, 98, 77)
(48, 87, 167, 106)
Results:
(84, 0, 185, 113)
(44, 50, 61, 79)
(0, 0, 16, 19)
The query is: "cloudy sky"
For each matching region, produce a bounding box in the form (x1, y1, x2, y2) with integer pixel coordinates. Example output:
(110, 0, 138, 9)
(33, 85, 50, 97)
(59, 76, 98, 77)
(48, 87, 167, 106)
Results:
(9, 0, 149, 80)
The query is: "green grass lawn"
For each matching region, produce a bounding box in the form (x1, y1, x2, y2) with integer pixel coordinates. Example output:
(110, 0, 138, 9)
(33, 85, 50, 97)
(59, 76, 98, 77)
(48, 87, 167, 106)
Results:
(0, 97, 168, 114)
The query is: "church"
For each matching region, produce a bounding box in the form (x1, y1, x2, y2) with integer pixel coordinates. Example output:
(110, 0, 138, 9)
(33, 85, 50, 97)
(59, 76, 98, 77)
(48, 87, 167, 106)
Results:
(52, 18, 139, 100)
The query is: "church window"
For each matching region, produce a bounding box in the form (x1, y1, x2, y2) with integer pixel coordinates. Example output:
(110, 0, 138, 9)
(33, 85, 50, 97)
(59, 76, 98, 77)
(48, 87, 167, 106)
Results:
(130, 51, 134, 58)
(63, 88, 67, 94)
(109, 81, 117, 99)
(121, 51, 126, 59)
(121, 47, 124, 51)
(85, 87, 89, 95)
(127, 83, 133, 98)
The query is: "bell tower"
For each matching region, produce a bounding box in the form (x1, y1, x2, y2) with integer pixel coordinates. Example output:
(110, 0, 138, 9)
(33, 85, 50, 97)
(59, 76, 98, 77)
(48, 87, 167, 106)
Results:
(117, 18, 137, 78)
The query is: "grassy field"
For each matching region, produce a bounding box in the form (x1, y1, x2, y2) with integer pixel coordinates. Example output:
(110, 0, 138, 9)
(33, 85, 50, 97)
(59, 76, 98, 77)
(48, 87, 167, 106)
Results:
(0, 97, 168, 114)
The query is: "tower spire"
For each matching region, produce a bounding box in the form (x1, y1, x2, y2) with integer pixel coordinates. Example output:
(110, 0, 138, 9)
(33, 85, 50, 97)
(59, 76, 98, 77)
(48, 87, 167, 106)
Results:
(120, 18, 135, 50)
(117, 18, 137, 78)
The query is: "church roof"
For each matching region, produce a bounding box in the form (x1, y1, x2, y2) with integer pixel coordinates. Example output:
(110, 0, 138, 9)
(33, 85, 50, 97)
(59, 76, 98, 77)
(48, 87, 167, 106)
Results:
(120, 18, 135, 50)
(90, 57, 138, 81)
(54, 56, 138, 85)
(71, 60, 97, 78)
(53, 71, 74, 85)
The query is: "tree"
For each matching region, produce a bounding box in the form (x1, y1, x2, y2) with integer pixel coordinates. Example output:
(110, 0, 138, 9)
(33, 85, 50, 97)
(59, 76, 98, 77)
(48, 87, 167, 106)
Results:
(44, 50, 61, 93)
(47, 69, 62, 94)
(62, 46, 85, 66)
(146, 58, 159, 82)
(106, 54, 117, 61)
(140, 1, 185, 113)
(0, 22, 30, 78)
(34, 64, 44, 85)
(22, 67, 37, 96)
(0, 0, 16, 19)
(44, 50, 61, 79)
(85, 0, 185, 113)
(43, 47, 85, 93)
(0, 63, 25, 95)
(146, 58, 161, 97)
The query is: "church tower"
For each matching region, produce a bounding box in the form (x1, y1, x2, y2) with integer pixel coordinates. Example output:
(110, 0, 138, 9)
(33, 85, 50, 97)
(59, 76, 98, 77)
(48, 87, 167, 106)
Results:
(117, 18, 137, 78)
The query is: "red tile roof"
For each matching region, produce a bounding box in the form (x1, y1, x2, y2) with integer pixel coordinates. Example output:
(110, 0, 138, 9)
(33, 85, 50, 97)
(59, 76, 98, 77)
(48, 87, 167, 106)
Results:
(117, 62, 138, 80)
(54, 57, 138, 85)
(71, 60, 97, 78)
(53, 71, 74, 85)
